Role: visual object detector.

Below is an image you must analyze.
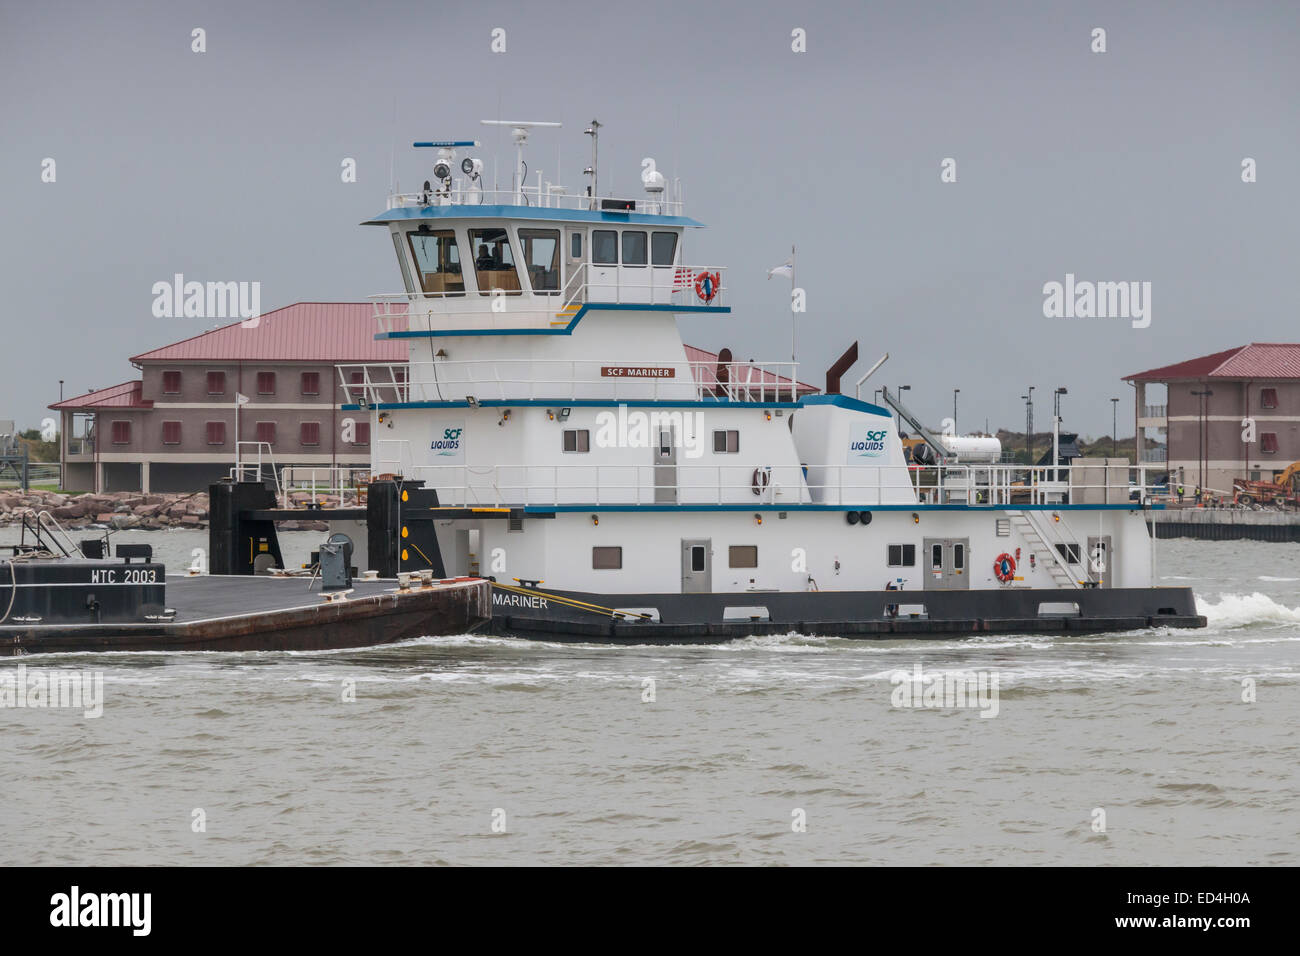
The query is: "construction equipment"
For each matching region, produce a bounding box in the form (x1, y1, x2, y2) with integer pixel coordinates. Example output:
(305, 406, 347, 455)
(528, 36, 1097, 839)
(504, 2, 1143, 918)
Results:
(1233, 461, 1300, 507)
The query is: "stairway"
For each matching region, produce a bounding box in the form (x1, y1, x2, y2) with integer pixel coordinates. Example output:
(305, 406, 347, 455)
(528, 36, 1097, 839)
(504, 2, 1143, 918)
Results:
(552, 303, 580, 326)
(1009, 511, 1082, 589)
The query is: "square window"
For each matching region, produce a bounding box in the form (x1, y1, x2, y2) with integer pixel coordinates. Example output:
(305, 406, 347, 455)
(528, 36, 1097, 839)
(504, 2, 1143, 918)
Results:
(591, 230, 618, 265)
(206, 371, 226, 395)
(256, 371, 276, 395)
(206, 421, 226, 445)
(161, 421, 181, 445)
(728, 545, 758, 568)
(622, 231, 647, 266)
(713, 429, 739, 453)
(592, 546, 622, 569)
(162, 370, 181, 394)
(887, 544, 915, 567)
(301, 371, 320, 396)
(563, 429, 590, 453)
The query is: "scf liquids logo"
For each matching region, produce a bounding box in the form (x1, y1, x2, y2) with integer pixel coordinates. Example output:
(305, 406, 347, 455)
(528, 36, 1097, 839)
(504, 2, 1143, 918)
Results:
(849, 426, 889, 459)
(431, 426, 464, 457)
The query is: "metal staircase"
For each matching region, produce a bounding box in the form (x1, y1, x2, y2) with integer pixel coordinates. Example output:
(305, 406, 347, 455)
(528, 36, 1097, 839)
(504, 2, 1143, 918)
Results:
(1009, 511, 1095, 589)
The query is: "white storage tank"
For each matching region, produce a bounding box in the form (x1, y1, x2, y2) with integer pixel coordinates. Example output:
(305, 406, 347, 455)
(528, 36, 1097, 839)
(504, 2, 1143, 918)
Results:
(938, 435, 1001, 462)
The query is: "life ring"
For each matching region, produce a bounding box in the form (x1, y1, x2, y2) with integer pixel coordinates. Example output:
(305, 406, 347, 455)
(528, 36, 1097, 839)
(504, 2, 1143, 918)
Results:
(994, 552, 1016, 582)
(694, 270, 721, 303)
(751, 466, 770, 496)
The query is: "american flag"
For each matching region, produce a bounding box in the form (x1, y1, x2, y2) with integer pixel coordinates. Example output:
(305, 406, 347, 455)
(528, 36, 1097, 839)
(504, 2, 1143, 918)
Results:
(672, 267, 694, 291)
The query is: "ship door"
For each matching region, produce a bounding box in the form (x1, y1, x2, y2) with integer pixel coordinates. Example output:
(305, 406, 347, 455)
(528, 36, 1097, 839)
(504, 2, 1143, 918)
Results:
(681, 539, 711, 593)
(923, 537, 970, 589)
(1087, 535, 1112, 588)
(564, 228, 586, 303)
(654, 424, 677, 503)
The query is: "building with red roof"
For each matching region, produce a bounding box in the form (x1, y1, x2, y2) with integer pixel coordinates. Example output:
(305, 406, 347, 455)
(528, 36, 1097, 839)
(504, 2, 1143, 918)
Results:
(1124, 344, 1300, 495)
(50, 303, 406, 493)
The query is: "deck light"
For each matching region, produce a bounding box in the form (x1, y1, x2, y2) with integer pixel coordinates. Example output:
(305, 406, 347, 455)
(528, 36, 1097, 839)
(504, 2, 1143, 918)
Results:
(466, 395, 478, 408)
(547, 409, 555, 421)
(912, 512, 919, 524)
(591, 515, 598, 526)
(558, 407, 571, 421)
(754, 513, 762, 525)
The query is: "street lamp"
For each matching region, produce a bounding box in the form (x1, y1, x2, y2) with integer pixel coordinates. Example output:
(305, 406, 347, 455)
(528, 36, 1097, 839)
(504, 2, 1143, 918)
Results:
(1110, 397, 1119, 457)
(953, 389, 960, 435)
(1052, 387, 1068, 480)
(59, 379, 64, 402)
(896, 385, 911, 429)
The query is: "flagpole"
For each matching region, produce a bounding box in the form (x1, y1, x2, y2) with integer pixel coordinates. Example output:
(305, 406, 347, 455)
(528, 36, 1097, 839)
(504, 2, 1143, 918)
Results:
(790, 244, 797, 366)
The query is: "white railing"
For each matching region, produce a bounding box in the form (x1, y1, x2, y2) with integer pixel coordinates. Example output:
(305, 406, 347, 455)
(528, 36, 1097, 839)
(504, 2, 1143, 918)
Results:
(1141, 404, 1168, 419)
(335, 358, 802, 407)
(230, 442, 283, 499)
(367, 263, 726, 332)
(356, 460, 1159, 510)
(386, 184, 684, 217)
(277, 465, 373, 509)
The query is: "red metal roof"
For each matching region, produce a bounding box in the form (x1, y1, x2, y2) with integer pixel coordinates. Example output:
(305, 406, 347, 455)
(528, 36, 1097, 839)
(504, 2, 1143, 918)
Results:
(1125, 343, 1300, 382)
(129, 302, 408, 364)
(684, 345, 819, 394)
(50, 380, 153, 411)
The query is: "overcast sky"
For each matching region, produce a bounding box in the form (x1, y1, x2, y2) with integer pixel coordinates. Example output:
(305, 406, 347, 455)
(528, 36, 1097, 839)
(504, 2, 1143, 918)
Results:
(3, 0, 1297, 439)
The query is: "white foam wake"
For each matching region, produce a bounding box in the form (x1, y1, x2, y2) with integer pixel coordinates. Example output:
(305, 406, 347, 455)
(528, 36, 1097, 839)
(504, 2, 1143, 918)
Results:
(1196, 592, 1300, 630)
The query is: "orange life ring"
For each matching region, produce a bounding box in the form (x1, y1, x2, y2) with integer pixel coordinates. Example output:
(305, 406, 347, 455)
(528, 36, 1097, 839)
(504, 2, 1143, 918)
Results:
(751, 467, 770, 496)
(694, 270, 720, 303)
(994, 552, 1016, 582)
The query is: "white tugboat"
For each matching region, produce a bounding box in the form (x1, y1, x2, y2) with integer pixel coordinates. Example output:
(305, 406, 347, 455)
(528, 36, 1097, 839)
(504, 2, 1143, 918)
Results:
(333, 121, 1203, 639)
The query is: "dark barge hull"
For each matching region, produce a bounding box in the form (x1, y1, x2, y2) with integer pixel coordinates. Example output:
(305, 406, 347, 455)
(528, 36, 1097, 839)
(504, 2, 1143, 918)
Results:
(1, 576, 490, 656)
(488, 583, 1205, 642)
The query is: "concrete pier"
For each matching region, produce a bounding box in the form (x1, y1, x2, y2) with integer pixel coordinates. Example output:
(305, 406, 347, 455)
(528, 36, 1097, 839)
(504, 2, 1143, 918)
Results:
(1148, 507, 1300, 541)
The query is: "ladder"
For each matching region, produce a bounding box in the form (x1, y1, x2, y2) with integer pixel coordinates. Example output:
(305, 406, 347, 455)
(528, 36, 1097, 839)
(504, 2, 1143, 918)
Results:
(1009, 511, 1094, 589)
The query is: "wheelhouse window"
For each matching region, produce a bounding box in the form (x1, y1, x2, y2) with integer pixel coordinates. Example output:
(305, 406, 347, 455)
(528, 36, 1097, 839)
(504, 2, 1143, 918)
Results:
(563, 429, 590, 453)
(713, 429, 739, 453)
(468, 228, 521, 295)
(162, 370, 181, 394)
(1260, 387, 1279, 409)
(592, 546, 622, 570)
(728, 545, 758, 568)
(408, 229, 465, 297)
(392, 233, 416, 294)
(518, 228, 560, 294)
(887, 544, 915, 567)
(651, 231, 678, 266)
(622, 231, 647, 266)
(591, 230, 618, 265)
(206, 371, 226, 395)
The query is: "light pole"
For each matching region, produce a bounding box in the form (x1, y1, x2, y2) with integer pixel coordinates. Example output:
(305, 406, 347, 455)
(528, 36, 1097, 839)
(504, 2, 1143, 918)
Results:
(1052, 387, 1068, 480)
(59, 379, 64, 402)
(953, 389, 960, 435)
(1110, 397, 1119, 457)
(895, 384, 910, 429)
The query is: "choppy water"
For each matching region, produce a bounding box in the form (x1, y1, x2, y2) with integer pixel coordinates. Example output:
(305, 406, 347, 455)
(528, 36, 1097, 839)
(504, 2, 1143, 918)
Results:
(1, 529, 1297, 865)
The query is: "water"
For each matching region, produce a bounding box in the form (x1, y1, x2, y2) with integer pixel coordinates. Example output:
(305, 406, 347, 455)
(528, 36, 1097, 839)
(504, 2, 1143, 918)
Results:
(2, 529, 1297, 865)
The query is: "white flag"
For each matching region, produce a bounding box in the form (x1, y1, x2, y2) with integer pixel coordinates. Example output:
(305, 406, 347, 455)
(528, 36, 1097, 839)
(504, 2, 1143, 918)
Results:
(767, 258, 793, 281)
(235, 392, 250, 405)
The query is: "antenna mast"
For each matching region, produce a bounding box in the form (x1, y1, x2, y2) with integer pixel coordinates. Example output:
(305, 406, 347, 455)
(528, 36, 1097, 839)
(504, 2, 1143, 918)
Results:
(584, 119, 601, 209)
(480, 120, 561, 203)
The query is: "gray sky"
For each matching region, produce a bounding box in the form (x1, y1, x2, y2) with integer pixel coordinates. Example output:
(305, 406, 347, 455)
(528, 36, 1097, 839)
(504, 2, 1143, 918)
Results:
(3, 0, 1297, 439)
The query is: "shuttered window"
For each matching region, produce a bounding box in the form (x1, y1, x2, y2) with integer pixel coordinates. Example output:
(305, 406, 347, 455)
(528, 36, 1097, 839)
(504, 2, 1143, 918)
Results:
(300, 422, 320, 446)
(255, 421, 276, 444)
(256, 371, 276, 395)
(110, 421, 131, 444)
(206, 421, 226, 445)
(353, 422, 370, 445)
(207, 371, 226, 395)
(161, 421, 181, 445)
(301, 371, 320, 396)
(162, 370, 181, 394)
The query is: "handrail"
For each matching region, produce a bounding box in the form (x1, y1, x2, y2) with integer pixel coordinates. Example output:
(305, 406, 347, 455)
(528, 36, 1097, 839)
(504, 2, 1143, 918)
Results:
(36, 511, 83, 558)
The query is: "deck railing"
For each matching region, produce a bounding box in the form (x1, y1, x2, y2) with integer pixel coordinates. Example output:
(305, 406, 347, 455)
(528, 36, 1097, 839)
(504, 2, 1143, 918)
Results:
(336, 358, 803, 407)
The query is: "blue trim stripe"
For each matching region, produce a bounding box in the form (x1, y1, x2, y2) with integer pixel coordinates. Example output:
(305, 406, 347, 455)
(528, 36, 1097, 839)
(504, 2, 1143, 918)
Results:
(374, 301, 729, 339)
(800, 393, 891, 418)
(365, 205, 705, 228)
